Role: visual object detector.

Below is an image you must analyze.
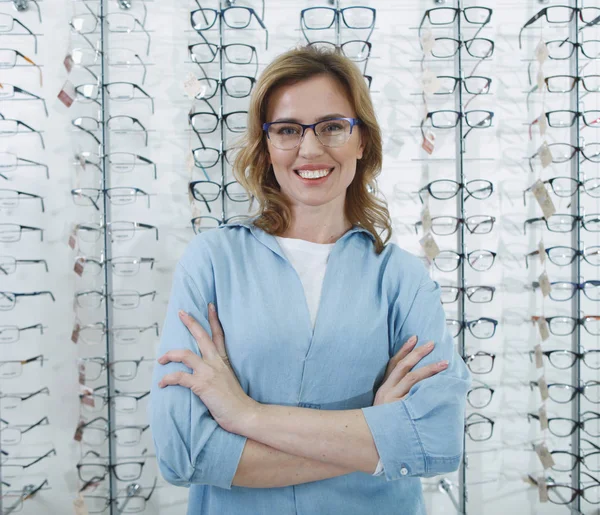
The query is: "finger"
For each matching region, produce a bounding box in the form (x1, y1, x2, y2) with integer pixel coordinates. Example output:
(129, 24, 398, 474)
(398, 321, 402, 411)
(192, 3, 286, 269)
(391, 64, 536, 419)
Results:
(393, 360, 449, 397)
(157, 349, 203, 370)
(207, 303, 227, 360)
(389, 341, 435, 382)
(179, 310, 217, 359)
(388, 335, 418, 369)
(158, 371, 195, 389)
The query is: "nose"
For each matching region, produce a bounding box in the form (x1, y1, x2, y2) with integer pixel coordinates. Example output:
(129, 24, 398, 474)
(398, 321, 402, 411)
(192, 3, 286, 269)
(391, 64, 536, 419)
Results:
(298, 127, 325, 158)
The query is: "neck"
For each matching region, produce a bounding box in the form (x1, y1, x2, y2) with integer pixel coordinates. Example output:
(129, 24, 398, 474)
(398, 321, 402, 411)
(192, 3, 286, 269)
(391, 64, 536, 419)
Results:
(280, 211, 352, 244)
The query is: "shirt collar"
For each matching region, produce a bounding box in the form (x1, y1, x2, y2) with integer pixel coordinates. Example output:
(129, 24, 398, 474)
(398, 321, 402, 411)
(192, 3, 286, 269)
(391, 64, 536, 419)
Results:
(220, 215, 375, 258)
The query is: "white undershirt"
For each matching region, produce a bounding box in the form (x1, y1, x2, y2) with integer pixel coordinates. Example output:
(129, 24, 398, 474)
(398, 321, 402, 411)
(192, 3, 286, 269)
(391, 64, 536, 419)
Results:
(274, 235, 385, 477)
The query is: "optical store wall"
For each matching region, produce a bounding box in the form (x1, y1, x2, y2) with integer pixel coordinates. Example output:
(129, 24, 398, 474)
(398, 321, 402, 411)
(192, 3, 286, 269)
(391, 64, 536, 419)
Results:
(1, 0, 599, 513)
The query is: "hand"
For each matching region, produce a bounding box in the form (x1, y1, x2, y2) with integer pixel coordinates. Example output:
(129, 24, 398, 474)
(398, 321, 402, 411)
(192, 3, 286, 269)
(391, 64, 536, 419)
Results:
(373, 336, 448, 406)
(157, 304, 259, 434)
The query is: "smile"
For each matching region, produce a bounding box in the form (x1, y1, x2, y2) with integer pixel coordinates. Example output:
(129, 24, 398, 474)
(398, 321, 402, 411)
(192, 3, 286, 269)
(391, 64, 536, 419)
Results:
(294, 168, 334, 180)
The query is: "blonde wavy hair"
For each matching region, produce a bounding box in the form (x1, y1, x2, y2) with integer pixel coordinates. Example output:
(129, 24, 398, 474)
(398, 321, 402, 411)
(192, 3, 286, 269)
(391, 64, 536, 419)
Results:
(232, 45, 392, 254)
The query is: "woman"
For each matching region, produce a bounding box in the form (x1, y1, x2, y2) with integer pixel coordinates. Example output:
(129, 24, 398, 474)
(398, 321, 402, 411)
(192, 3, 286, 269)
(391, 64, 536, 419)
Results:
(150, 46, 471, 515)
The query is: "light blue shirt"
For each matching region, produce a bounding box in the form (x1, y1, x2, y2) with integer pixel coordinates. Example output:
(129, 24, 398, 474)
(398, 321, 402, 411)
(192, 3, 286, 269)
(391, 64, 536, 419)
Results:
(149, 217, 471, 515)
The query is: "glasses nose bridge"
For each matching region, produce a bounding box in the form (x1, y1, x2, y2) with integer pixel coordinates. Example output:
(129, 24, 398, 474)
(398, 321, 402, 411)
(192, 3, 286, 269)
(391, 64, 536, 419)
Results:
(298, 123, 323, 151)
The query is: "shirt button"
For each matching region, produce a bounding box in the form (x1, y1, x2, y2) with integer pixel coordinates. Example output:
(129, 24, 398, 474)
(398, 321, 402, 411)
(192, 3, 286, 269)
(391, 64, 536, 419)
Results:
(400, 467, 408, 476)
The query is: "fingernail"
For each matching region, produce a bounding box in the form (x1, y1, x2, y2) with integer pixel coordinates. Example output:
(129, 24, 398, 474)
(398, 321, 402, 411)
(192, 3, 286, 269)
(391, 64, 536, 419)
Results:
(158, 381, 164, 388)
(438, 360, 449, 369)
(178, 310, 187, 319)
(407, 335, 417, 346)
(209, 303, 216, 313)
(425, 341, 434, 349)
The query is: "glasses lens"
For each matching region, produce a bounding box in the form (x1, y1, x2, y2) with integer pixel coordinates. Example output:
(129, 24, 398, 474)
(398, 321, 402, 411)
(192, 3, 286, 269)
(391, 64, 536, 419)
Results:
(446, 319, 461, 338)
(0, 152, 17, 173)
(0, 224, 20, 242)
(465, 38, 493, 58)
(223, 7, 251, 28)
(191, 216, 220, 234)
(267, 123, 302, 150)
(79, 325, 105, 345)
(546, 6, 575, 22)
(467, 386, 493, 408)
(0, 256, 16, 274)
(466, 180, 493, 199)
(114, 462, 143, 481)
(112, 326, 139, 344)
(224, 111, 247, 133)
(547, 214, 574, 232)
(547, 485, 576, 505)
(549, 317, 576, 336)
(82, 360, 104, 381)
(0, 190, 18, 209)
(314, 119, 352, 148)
(584, 246, 600, 266)
(110, 258, 139, 277)
(583, 76, 600, 93)
(76, 291, 103, 309)
(72, 47, 99, 66)
(440, 286, 459, 303)
(107, 116, 138, 133)
(464, 76, 491, 94)
(82, 426, 107, 446)
(191, 8, 217, 30)
(106, 13, 136, 32)
(191, 181, 220, 202)
(549, 282, 576, 301)
(466, 286, 494, 303)
(116, 496, 145, 513)
(77, 84, 98, 101)
(584, 317, 600, 335)
(111, 361, 137, 381)
(434, 251, 460, 272)
(223, 76, 253, 98)
(114, 396, 137, 413)
(0, 361, 21, 378)
(340, 41, 371, 62)
(428, 180, 459, 200)
(430, 111, 459, 128)
(113, 427, 142, 446)
(584, 351, 600, 370)
(0, 49, 17, 68)
(71, 14, 97, 34)
(108, 152, 135, 173)
(302, 8, 334, 29)
(107, 187, 138, 206)
(432, 38, 459, 58)
(431, 216, 458, 235)
(465, 111, 493, 128)
(83, 496, 110, 514)
(0, 84, 14, 99)
(79, 464, 106, 482)
(468, 320, 496, 339)
(72, 188, 100, 207)
(467, 420, 493, 441)
(0, 325, 19, 343)
(581, 41, 600, 60)
(108, 48, 139, 67)
(193, 148, 219, 169)
(548, 384, 576, 403)
(0, 292, 16, 310)
(106, 83, 134, 101)
(551, 451, 576, 472)
(0, 119, 18, 136)
(225, 182, 250, 203)
(547, 111, 576, 128)
(427, 7, 456, 25)
(464, 7, 491, 24)
(584, 383, 600, 403)
(549, 418, 575, 437)
(224, 44, 254, 64)
(195, 78, 218, 99)
(546, 76, 575, 93)
(190, 113, 218, 133)
(548, 351, 576, 369)
(584, 417, 600, 438)
(108, 221, 134, 242)
(110, 291, 140, 310)
(342, 7, 375, 28)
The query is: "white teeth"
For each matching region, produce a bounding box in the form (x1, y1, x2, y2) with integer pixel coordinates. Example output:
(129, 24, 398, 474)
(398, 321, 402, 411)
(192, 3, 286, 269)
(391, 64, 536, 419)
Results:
(297, 168, 331, 179)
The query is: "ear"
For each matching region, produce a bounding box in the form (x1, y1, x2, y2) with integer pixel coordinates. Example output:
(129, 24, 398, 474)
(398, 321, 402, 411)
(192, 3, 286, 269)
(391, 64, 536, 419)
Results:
(356, 127, 365, 160)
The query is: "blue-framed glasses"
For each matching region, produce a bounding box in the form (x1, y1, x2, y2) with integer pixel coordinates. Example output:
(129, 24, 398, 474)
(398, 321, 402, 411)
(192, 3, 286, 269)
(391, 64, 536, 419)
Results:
(263, 117, 361, 150)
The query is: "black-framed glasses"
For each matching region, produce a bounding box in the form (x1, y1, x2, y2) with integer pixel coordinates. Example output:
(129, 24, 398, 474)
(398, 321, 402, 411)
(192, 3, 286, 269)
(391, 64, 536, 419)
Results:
(0, 82, 47, 116)
(526, 246, 600, 267)
(0, 151, 48, 179)
(0, 290, 54, 310)
(433, 249, 496, 272)
(0, 222, 42, 242)
(524, 177, 600, 203)
(192, 71, 256, 100)
(189, 180, 249, 213)
(0, 255, 47, 274)
(0, 387, 49, 410)
(544, 110, 600, 128)
(519, 6, 600, 48)
(527, 411, 600, 437)
(77, 416, 149, 447)
(551, 439, 600, 472)
(421, 109, 494, 130)
(541, 75, 600, 93)
(543, 39, 600, 60)
(0, 13, 37, 52)
(529, 348, 600, 370)
(0, 354, 45, 378)
(532, 280, 600, 301)
(301, 6, 376, 43)
(429, 37, 494, 59)
(465, 412, 494, 441)
(467, 381, 495, 409)
(449, 318, 498, 339)
(434, 75, 492, 95)
(84, 478, 157, 513)
(75, 82, 154, 113)
(464, 350, 496, 372)
(418, 7, 492, 38)
(192, 145, 235, 170)
(77, 453, 147, 482)
(524, 214, 600, 234)
(0, 323, 43, 344)
(74, 289, 156, 310)
(0, 116, 44, 148)
(190, 5, 268, 49)
(0, 188, 44, 211)
(75, 221, 159, 243)
(79, 356, 151, 382)
(188, 98, 246, 135)
(74, 256, 155, 277)
(531, 316, 600, 336)
(263, 117, 361, 151)
(415, 215, 495, 235)
(72, 115, 149, 146)
(440, 285, 495, 304)
(418, 179, 493, 203)
(0, 416, 49, 445)
(74, 322, 158, 345)
(188, 39, 258, 67)
(71, 187, 150, 210)
(190, 214, 251, 234)
(530, 380, 600, 404)
(544, 472, 600, 505)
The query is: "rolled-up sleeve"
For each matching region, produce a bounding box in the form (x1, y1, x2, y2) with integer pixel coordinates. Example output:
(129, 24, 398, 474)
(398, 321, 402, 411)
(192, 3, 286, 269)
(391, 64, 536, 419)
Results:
(361, 266, 471, 481)
(148, 261, 247, 490)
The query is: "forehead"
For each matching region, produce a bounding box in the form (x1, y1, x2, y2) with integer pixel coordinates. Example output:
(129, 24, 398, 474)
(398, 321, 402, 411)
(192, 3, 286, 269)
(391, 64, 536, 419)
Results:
(266, 74, 355, 122)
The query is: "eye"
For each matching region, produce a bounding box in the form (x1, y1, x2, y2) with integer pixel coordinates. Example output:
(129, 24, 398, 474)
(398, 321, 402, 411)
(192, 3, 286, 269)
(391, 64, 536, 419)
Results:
(274, 124, 301, 136)
(320, 121, 344, 133)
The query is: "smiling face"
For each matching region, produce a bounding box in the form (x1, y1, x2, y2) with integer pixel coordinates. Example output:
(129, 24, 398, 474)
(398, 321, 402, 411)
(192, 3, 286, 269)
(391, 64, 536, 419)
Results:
(265, 74, 365, 215)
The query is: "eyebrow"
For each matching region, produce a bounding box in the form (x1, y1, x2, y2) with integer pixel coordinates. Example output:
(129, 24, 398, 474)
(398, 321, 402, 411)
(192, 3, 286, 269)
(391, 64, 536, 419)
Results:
(271, 113, 349, 123)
